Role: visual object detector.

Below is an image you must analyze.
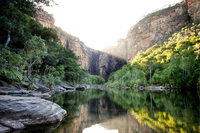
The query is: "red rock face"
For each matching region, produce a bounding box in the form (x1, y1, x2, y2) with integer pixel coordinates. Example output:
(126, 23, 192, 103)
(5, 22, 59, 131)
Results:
(37, 0, 200, 77)
(185, 0, 200, 19)
(37, 11, 55, 28)
(104, 2, 191, 62)
(55, 26, 95, 70)
(55, 26, 126, 79)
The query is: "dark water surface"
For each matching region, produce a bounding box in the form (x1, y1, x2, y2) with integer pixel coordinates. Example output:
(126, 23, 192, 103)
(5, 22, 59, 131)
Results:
(50, 89, 200, 133)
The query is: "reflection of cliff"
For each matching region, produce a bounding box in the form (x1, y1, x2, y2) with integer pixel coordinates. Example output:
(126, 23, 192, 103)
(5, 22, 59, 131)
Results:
(52, 91, 158, 133)
(101, 113, 156, 133)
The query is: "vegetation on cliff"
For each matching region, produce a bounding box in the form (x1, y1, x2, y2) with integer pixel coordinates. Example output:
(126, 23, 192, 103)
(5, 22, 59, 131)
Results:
(107, 22, 200, 90)
(0, 0, 104, 87)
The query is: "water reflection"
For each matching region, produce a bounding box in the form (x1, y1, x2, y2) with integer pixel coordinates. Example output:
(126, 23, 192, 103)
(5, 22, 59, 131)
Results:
(83, 124, 118, 133)
(51, 89, 200, 133)
(108, 89, 200, 133)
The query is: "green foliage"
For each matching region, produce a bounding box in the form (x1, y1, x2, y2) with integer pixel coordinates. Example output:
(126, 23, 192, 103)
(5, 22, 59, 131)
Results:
(79, 73, 105, 85)
(107, 23, 200, 90)
(107, 64, 147, 87)
(0, 0, 105, 86)
(0, 45, 23, 83)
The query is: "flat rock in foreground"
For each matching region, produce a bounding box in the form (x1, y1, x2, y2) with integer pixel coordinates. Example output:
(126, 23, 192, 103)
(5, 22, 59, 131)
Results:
(0, 95, 66, 130)
(0, 87, 29, 95)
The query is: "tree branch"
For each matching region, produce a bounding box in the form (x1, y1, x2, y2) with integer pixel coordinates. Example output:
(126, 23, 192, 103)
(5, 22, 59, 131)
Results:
(5, 31, 11, 47)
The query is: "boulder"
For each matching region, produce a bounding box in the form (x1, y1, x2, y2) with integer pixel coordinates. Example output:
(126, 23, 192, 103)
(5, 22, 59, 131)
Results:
(0, 124, 11, 133)
(0, 80, 16, 89)
(0, 95, 66, 131)
(34, 83, 50, 93)
(53, 86, 66, 92)
(0, 80, 9, 87)
(76, 87, 85, 91)
(0, 87, 29, 95)
(16, 121, 61, 133)
(61, 85, 75, 90)
(32, 83, 39, 89)
(139, 86, 144, 90)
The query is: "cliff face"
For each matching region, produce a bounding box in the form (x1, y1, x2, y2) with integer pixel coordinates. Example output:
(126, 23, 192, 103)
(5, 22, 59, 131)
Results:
(185, 0, 200, 19)
(103, 1, 192, 61)
(55, 26, 126, 79)
(36, 11, 55, 28)
(36, 12, 126, 79)
(103, 0, 200, 62)
(126, 2, 190, 61)
(37, 0, 200, 79)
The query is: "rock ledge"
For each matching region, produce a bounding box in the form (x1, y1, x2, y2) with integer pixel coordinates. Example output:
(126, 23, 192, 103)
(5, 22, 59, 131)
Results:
(0, 95, 66, 131)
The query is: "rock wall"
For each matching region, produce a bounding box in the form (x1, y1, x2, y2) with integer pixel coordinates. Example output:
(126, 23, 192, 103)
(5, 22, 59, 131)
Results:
(36, 11, 55, 28)
(37, 0, 200, 78)
(185, 0, 200, 19)
(37, 13, 126, 79)
(103, 0, 200, 62)
(103, 1, 192, 62)
(55, 26, 126, 79)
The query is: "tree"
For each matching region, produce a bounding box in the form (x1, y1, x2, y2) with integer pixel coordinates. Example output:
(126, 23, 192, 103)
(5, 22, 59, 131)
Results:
(21, 36, 47, 79)
(0, 0, 57, 47)
(147, 57, 157, 84)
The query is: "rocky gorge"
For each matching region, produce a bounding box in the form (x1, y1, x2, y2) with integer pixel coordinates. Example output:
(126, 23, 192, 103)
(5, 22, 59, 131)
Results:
(103, 0, 197, 62)
(1, 0, 200, 132)
(36, 0, 200, 79)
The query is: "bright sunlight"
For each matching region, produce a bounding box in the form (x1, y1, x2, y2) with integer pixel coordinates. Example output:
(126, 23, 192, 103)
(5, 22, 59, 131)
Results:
(44, 0, 182, 50)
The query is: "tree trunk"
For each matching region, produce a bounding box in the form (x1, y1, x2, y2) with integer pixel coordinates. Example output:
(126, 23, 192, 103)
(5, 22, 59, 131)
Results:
(5, 31, 10, 47)
(27, 65, 32, 79)
(150, 69, 152, 84)
(20, 60, 27, 75)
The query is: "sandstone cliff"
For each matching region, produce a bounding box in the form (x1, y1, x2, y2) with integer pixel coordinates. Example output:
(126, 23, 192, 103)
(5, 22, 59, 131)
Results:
(37, 12, 126, 80)
(185, 0, 200, 19)
(103, 1, 192, 61)
(55, 26, 126, 79)
(103, 0, 200, 62)
(36, 11, 55, 28)
(36, 0, 200, 79)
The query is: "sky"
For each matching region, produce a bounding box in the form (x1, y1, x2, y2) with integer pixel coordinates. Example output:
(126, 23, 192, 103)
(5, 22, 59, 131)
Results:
(44, 0, 182, 50)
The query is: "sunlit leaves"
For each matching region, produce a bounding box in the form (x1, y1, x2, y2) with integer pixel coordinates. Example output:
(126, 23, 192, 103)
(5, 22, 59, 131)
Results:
(108, 23, 200, 89)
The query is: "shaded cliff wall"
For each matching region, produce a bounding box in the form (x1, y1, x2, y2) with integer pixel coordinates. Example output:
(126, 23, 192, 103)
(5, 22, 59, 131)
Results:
(103, 0, 199, 62)
(55, 26, 127, 79)
(36, 11, 127, 79)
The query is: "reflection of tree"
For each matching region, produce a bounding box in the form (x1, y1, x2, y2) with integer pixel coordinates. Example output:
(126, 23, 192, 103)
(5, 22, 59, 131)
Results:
(107, 89, 200, 133)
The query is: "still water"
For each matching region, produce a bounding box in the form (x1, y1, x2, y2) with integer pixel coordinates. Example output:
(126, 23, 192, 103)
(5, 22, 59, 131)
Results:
(50, 89, 200, 133)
